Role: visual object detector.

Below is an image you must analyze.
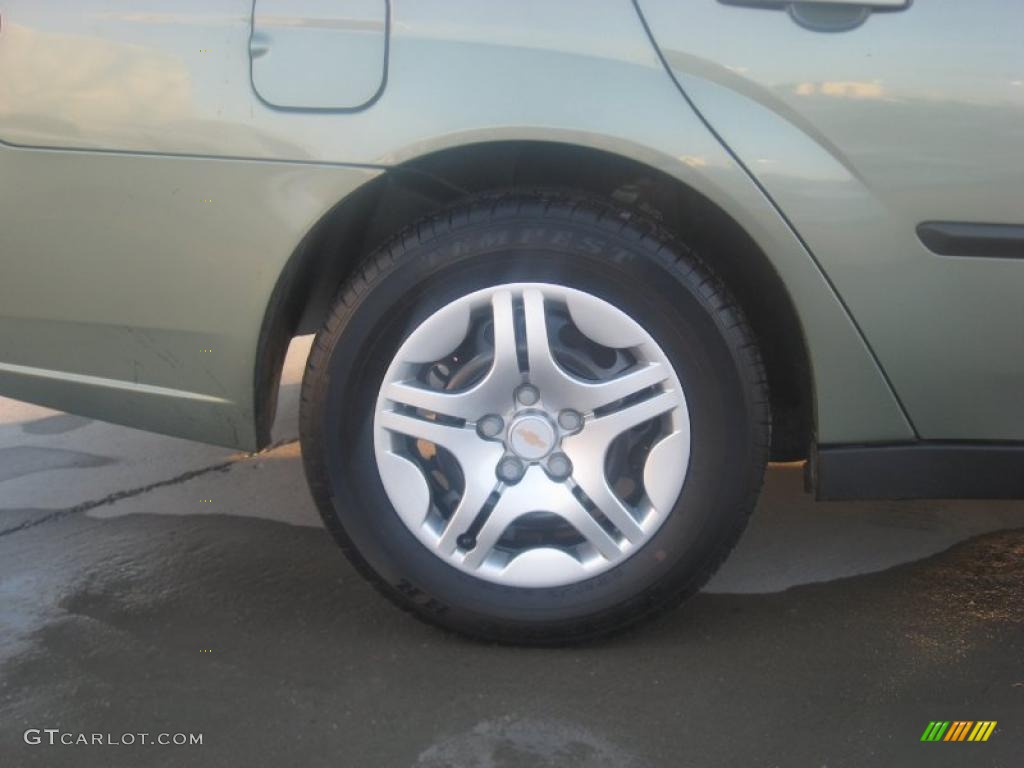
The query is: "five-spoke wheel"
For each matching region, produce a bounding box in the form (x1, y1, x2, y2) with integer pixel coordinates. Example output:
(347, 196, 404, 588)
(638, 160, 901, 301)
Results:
(301, 193, 768, 643)
(374, 284, 690, 588)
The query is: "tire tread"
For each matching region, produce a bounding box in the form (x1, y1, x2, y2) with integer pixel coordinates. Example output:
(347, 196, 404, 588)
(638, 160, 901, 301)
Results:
(300, 190, 770, 645)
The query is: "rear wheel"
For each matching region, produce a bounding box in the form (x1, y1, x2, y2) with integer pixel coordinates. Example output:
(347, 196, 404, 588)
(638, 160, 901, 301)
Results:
(300, 193, 769, 643)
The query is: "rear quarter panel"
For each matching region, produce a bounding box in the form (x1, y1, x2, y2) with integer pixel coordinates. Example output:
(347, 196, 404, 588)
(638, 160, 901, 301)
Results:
(638, 0, 1024, 440)
(0, 0, 911, 448)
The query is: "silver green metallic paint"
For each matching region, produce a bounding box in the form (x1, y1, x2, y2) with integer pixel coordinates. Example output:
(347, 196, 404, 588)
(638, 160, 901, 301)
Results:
(0, 0, 1018, 450)
(638, 0, 1024, 440)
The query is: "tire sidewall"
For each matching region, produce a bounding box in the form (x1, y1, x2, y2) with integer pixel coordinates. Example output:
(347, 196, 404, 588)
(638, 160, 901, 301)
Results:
(305, 211, 763, 635)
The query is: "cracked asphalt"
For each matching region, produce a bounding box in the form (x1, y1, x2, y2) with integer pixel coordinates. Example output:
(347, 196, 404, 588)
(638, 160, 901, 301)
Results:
(1, 337, 1022, 767)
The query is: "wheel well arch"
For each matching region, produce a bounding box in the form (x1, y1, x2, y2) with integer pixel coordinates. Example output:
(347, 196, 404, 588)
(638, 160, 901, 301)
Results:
(255, 141, 813, 459)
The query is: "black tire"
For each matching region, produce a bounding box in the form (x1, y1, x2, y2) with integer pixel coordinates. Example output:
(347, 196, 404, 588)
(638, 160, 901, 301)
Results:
(300, 192, 769, 644)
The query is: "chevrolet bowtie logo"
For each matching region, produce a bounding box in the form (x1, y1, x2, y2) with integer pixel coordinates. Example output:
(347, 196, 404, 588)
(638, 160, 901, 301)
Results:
(518, 429, 547, 449)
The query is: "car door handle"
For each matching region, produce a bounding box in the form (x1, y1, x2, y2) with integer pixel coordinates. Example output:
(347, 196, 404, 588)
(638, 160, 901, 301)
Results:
(719, 0, 910, 32)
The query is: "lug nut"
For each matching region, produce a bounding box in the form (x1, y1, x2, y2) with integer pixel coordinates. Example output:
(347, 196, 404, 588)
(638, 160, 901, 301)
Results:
(515, 384, 540, 407)
(497, 456, 526, 484)
(477, 414, 504, 439)
(546, 452, 573, 480)
(558, 409, 583, 431)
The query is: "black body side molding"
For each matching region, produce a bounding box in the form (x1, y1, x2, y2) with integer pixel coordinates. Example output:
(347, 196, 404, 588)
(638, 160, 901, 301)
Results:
(813, 442, 1024, 500)
(917, 221, 1024, 259)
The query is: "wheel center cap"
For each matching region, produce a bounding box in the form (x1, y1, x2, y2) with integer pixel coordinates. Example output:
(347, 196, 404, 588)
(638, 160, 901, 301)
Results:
(508, 414, 556, 460)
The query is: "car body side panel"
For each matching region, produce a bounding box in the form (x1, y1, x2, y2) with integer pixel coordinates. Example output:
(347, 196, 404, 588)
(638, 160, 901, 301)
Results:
(0, 0, 913, 447)
(638, 0, 1024, 440)
(0, 146, 377, 448)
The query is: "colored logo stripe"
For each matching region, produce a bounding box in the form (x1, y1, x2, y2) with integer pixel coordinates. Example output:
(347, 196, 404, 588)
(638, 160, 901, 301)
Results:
(921, 721, 996, 742)
(944, 722, 972, 741)
(970, 722, 997, 742)
(921, 722, 949, 741)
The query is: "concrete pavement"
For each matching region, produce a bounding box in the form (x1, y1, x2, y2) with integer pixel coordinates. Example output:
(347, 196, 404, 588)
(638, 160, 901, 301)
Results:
(1, 337, 1022, 767)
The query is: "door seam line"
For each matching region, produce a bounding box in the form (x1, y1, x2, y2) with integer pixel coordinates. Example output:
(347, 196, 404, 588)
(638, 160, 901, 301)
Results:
(630, 0, 920, 440)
